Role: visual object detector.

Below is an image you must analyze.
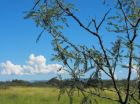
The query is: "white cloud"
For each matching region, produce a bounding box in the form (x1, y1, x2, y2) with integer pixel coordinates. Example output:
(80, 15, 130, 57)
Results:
(132, 65, 138, 73)
(28, 54, 46, 65)
(0, 61, 23, 75)
(0, 54, 64, 75)
(114, 74, 117, 80)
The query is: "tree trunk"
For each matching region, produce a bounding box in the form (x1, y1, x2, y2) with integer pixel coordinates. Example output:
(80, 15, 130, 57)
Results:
(139, 90, 140, 99)
(138, 81, 140, 100)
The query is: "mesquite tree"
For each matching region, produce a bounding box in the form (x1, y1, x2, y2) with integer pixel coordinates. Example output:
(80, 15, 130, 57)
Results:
(25, 0, 140, 104)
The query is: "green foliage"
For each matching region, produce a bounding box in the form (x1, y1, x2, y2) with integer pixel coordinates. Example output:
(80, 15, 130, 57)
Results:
(25, 0, 140, 104)
(106, 0, 140, 33)
(25, 0, 76, 42)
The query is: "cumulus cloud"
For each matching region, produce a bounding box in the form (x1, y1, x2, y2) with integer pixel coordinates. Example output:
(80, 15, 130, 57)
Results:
(0, 61, 23, 75)
(28, 54, 46, 65)
(114, 74, 117, 80)
(0, 54, 64, 75)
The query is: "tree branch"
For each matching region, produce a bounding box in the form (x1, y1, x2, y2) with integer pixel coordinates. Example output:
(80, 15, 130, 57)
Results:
(32, 0, 41, 10)
(97, 8, 111, 31)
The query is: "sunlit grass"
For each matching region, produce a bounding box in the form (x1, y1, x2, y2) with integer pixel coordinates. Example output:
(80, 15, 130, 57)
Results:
(0, 86, 129, 104)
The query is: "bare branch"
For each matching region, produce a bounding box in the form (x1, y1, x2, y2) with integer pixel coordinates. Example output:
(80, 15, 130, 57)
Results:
(135, 18, 140, 27)
(92, 19, 97, 29)
(97, 8, 111, 31)
(55, 0, 98, 36)
(32, 0, 41, 10)
(36, 29, 45, 43)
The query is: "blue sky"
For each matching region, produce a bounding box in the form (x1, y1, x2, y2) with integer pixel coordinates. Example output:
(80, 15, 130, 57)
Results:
(0, 0, 139, 81)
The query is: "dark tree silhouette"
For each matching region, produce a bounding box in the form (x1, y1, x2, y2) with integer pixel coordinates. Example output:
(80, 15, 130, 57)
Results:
(25, 0, 140, 104)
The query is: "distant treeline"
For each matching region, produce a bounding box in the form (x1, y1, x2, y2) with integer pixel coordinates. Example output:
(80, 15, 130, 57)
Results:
(0, 78, 138, 88)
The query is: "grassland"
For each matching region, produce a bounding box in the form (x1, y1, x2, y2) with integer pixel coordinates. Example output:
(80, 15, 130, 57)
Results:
(0, 86, 122, 104)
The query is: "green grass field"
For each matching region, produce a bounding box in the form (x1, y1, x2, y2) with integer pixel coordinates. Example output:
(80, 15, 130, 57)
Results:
(0, 86, 122, 104)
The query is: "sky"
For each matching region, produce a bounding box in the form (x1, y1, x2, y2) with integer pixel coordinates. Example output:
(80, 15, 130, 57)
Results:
(0, 0, 139, 81)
